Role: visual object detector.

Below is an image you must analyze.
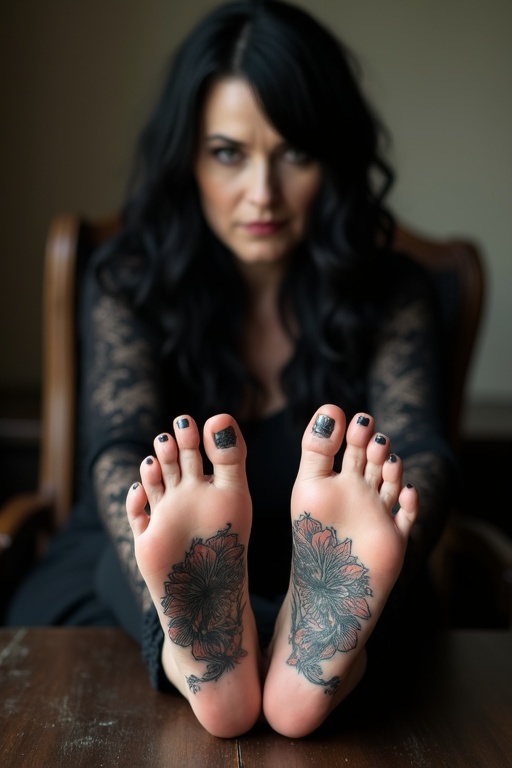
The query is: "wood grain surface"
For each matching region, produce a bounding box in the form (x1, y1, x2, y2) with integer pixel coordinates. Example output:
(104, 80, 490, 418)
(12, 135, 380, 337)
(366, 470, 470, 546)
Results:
(1, 628, 511, 767)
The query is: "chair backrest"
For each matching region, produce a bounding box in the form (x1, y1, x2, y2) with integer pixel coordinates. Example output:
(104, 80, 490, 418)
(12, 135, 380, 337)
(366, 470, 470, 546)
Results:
(393, 226, 485, 447)
(39, 214, 485, 529)
(39, 214, 119, 527)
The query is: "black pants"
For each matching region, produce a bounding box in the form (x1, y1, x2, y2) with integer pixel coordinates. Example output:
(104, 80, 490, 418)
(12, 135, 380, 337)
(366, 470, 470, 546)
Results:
(5, 520, 142, 641)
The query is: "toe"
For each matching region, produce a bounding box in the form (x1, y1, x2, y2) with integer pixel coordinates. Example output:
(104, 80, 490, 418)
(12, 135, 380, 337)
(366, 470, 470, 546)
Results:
(173, 415, 204, 480)
(296, 404, 346, 481)
(394, 483, 419, 538)
(154, 432, 180, 487)
(341, 413, 375, 475)
(379, 453, 403, 512)
(126, 481, 150, 537)
(202, 414, 248, 490)
(364, 432, 390, 489)
(140, 454, 165, 509)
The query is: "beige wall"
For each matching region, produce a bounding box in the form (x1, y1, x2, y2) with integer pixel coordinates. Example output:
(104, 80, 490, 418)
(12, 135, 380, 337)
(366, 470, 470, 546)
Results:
(2, 0, 511, 409)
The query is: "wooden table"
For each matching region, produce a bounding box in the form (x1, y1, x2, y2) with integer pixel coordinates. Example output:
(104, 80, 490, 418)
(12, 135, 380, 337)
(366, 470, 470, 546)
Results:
(1, 628, 511, 767)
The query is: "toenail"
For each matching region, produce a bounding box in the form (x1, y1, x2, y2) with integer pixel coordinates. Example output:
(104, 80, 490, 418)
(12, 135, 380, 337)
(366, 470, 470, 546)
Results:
(388, 453, 397, 463)
(406, 483, 414, 489)
(176, 418, 189, 429)
(375, 435, 387, 445)
(214, 425, 237, 448)
(312, 414, 335, 438)
(158, 434, 169, 442)
(132, 482, 140, 490)
(357, 415, 370, 427)
(145, 457, 154, 464)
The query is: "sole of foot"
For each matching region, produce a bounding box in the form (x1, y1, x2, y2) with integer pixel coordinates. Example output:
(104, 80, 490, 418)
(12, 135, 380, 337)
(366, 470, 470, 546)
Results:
(263, 404, 418, 738)
(126, 413, 261, 737)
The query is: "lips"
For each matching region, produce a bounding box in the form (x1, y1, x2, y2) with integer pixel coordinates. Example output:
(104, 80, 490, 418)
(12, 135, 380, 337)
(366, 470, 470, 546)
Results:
(243, 220, 284, 236)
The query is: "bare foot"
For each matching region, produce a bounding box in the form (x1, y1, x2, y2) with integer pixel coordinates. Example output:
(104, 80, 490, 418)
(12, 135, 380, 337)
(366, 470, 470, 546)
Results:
(263, 404, 418, 737)
(126, 414, 261, 737)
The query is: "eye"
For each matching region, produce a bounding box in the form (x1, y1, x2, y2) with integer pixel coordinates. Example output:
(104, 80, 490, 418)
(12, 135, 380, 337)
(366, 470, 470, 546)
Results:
(210, 146, 243, 165)
(282, 146, 311, 165)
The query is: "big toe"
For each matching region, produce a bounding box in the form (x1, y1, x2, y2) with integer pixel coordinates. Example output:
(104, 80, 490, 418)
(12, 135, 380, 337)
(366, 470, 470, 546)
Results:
(296, 404, 346, 481)
(202, 414, 248, 491)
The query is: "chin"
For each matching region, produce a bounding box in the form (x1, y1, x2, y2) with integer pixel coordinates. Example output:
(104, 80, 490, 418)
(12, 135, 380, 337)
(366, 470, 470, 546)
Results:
(236, 251, 288, 267)
(233, 240, 296, 266)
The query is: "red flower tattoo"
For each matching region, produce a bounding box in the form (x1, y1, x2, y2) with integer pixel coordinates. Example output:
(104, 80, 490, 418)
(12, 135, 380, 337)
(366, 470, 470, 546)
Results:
(161, 524, 247, 692)
(287, 512, 372, 694)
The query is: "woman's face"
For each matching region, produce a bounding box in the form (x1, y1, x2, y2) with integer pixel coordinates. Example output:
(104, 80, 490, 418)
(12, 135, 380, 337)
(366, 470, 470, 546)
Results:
(194, 78, 322, 269)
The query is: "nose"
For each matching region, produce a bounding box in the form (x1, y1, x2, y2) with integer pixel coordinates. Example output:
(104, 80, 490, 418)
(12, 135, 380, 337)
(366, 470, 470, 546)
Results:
(247, 159, 276, 208)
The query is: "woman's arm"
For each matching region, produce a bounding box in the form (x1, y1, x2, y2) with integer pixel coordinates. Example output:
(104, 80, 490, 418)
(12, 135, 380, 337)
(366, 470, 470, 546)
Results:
(366, 257, 457, 577)
(78, 262, 166, 613)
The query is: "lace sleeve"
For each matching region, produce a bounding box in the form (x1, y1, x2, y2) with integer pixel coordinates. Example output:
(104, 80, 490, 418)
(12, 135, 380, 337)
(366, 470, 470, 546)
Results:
(367, 258, 457, 577)
(78, 261, 167, 613)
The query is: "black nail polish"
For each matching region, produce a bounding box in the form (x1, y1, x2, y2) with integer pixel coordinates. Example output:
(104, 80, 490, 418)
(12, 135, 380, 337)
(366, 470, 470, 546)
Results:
(375, 435, 387, 445)
(406, 483, 414, 489)
(357, 415, 370, 427)
(176, 418, 189, 429)
(214, 426, 237, 449)
(312, 414, 335, 438)
(132, 482, 139, 490)
(145, 457, 153, 465)
(388, 453, 398, 463)
(158, 434, 169, 442)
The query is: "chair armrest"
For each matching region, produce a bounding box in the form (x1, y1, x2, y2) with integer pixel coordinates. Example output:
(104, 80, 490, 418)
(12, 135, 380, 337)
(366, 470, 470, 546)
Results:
(0, 492, 54, 552)
(0, 493, 55, 620)
(432, 516, 512, 626)
(445, 516, 512, 572)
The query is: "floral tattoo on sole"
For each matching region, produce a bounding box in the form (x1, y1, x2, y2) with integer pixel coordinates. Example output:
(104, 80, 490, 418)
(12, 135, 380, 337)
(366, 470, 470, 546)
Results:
(160, 524, 247, 693)
(288, 512, 372, 695)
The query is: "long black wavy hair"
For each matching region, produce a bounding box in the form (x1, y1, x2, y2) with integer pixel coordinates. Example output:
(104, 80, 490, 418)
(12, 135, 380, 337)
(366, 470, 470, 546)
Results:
(97, 0, 396, 427)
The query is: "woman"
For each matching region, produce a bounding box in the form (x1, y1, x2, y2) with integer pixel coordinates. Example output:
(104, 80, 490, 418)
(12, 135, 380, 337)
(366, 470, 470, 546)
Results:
(7, 0, 455, 738)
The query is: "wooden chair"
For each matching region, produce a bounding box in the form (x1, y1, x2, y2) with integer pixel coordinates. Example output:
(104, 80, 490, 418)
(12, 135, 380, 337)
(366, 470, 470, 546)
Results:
(394, 226, 512, 626)
(0, 214, 118, 617)
(1, 213, 511, 626)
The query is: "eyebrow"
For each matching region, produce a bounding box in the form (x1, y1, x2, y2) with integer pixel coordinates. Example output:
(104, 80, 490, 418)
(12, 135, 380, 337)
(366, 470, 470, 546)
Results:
(203, 134, 245, 147)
